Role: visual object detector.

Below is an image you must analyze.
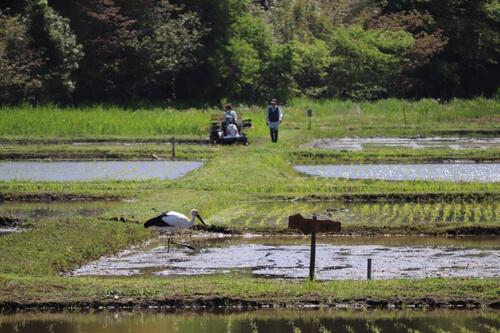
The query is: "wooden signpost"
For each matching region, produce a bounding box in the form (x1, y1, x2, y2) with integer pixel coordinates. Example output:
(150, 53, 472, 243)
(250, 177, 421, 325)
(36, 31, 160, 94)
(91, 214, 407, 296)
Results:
(306, 108, 313, 130)
(171, 137, 176, 159)
(288, 213, 341, 281)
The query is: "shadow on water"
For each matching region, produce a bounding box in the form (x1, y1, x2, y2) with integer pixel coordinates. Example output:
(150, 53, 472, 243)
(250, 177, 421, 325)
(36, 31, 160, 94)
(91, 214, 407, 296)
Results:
(0, 309, 498, 333)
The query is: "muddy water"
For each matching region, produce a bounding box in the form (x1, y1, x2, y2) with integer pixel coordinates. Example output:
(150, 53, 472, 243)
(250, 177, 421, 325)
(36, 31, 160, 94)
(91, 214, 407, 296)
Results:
(0, 161, 203, 181)
(211, 200, 499, 228)
(0, 227, 22, 235)
(0, 201, 119, 220)
(295, 163, 500, 182)
(73, 236, 500, 280)
(0, 201, 123, 236)
(308, 137, 500, 151)
(0, 310, 498, 333)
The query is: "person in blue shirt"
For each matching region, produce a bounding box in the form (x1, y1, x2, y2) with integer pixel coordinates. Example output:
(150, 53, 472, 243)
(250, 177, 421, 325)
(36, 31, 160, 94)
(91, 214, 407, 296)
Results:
(265, 99, 283, 143)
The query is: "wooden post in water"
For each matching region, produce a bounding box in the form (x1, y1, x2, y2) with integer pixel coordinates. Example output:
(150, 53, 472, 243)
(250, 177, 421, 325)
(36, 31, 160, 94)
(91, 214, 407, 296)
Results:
(309, 215, 317, 281)
(288, 213, 341, 281)
(171, 137, 176, 159)
(367, 258, 372, 280)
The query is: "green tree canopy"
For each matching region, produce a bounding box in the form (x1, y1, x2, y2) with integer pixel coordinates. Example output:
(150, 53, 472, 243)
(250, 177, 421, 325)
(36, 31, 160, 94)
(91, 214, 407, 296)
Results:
(328, 25, 414, 100)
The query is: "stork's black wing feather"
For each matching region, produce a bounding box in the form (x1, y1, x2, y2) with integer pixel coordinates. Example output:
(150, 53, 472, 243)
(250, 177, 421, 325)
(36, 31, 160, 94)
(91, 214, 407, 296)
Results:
(144, 215, 174, 228)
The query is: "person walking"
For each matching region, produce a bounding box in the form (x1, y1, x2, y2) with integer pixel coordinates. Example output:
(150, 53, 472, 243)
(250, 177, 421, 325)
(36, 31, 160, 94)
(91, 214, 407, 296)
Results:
(266, 99, 283, 143)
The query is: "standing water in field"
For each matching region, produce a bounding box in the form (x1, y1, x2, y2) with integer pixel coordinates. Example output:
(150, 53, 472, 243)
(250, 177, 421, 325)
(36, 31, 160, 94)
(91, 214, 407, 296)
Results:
(0, 161, 203, 181)
(295, 163, 500, 182)
(0, 201, 119, 221)
(307, 137, 500, 151)
(73, 236, 500, 280)
(0, 310, 498, 333)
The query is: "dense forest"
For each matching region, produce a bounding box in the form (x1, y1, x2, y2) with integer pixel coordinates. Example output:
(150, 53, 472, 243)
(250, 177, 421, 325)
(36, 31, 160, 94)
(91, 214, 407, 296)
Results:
(1, 0, 498, 105)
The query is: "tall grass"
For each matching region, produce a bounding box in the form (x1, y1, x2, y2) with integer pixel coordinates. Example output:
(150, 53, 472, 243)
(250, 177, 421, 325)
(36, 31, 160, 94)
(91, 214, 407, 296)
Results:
(0, 98, 497, 139)
(288, 97, 500, 137)
(0, 105, 213, 138)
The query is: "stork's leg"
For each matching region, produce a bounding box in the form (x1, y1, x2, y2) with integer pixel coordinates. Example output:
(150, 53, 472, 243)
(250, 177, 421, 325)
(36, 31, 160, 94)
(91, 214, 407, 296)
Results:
(167, 234, 171, 253)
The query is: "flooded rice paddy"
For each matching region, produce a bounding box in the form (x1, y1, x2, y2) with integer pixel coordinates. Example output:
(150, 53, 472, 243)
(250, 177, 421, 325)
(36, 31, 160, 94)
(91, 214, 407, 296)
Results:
(0, 200, 119, 221)
(295, 163, 500, 182)
(1, 310, 498, 333)
(211, 200, 499, 229)
(0, 161, 203, 181)
(73, 236, 500, 280)
(308, 137, 500, 151)
(0, 201, 121, 235)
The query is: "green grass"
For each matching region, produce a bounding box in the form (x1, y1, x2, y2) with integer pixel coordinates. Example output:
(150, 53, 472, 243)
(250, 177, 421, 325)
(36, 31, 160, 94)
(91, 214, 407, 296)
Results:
(0, 218, 150, 276)
(0, 104, 270, 141)
(0, 179, 166, 201)
(0, 105, 211, 138)
(289, 97, 500, 138)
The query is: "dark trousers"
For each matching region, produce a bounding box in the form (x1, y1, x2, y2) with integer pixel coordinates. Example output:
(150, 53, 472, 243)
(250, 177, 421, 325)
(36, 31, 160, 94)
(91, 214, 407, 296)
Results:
(270, 128, 278, 142)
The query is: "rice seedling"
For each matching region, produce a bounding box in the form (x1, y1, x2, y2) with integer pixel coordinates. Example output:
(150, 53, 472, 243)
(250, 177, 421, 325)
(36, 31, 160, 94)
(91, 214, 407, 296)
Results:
(208, 200, 499, 232)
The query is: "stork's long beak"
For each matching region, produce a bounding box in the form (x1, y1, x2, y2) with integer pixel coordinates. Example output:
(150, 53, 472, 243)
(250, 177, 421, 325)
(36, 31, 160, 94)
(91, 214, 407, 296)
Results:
(197, 215, 207, 226)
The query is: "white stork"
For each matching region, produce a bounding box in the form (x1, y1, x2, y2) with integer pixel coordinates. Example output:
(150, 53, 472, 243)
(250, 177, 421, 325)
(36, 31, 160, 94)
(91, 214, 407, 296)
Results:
(144, 209, 206, 252)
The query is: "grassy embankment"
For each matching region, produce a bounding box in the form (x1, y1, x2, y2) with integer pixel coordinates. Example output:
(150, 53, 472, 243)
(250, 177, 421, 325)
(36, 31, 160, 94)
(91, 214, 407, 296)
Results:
(0, 98, 498, 308)
(1, 273, 498, 309)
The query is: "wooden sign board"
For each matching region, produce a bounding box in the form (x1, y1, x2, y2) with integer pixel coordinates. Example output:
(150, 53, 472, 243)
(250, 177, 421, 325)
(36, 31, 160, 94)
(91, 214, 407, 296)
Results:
(288, 214, 341, 234)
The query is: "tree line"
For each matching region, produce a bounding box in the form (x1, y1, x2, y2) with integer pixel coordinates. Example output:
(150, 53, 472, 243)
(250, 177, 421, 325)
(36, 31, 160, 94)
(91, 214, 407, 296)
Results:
(1, 0, 498, 105)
